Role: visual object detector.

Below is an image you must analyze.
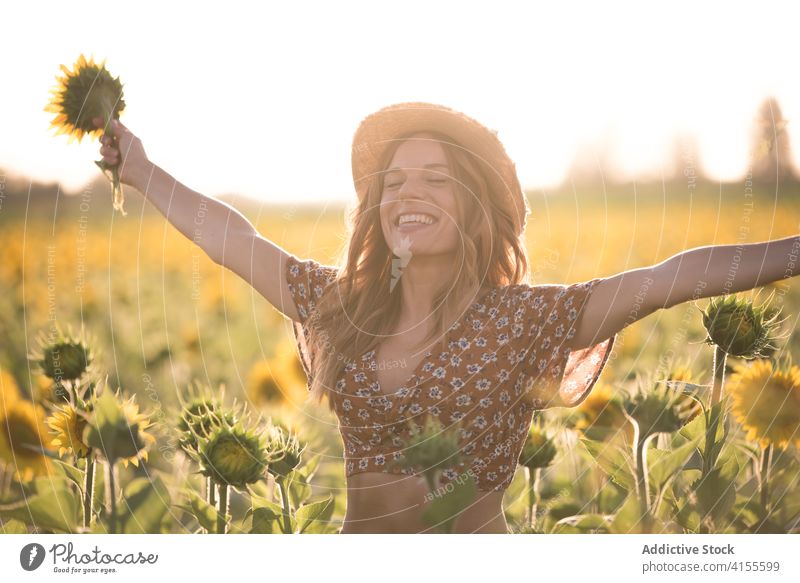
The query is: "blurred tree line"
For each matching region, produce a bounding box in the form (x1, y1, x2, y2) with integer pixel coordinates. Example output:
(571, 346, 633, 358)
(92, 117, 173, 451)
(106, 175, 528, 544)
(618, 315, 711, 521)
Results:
(1, 95, 796, 216)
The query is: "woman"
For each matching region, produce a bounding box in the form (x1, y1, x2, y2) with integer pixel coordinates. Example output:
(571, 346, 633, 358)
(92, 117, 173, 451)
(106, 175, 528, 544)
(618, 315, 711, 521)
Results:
(94, 102, 800, 533)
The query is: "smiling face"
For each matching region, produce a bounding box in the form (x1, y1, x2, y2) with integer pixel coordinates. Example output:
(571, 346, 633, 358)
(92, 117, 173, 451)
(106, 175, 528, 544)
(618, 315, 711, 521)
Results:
(379, 132, 462, 258)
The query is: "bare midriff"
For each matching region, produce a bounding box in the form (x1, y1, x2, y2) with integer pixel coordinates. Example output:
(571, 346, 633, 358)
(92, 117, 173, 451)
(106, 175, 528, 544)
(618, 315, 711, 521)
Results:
(340, 471, 508, 533)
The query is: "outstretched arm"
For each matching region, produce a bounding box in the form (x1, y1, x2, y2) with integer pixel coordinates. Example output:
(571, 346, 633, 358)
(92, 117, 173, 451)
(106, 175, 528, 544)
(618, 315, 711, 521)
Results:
(572, 234, 800, 350)
(96, 117, 301, 322)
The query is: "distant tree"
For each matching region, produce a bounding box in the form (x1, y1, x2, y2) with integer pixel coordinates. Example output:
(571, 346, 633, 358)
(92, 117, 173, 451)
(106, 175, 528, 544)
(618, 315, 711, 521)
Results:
(564, 137, 618, 186)
(665, 132, 704, 186)
(749, 96, 796, 184)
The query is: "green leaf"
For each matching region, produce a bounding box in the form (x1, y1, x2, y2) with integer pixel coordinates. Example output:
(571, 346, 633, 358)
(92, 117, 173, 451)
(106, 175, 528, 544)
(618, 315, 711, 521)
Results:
(609, 493, 645, 534)
(296, 495, 334, 534)
(248, 492, 284, 515)
(250, 507, 283, 534)
(1, 518, 29, 533)
(692, 453, 738, 525)
(176, 487, 219, 532)
(83, 390, 123, 461)
(300, 453, 321, 481)
(648, 434, 703, 493)
(52, 458, 86, 498)
(247, 492, 293, 533)
(703, 397, 730, 467)
(117, 476, 171, 534)
(553, 513, 611, 533)
(674, 494, 701, 532)
(579, 437, 634, 491)
(421, 475, 478, 533)
(246, 480, 271, 500)
(0, 479, 78, 533)
(288, 472, 312, 508)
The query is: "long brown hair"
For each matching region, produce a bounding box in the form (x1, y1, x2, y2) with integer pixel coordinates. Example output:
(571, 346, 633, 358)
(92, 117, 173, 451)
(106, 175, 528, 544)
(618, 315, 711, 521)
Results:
(304, 130, 529, 407)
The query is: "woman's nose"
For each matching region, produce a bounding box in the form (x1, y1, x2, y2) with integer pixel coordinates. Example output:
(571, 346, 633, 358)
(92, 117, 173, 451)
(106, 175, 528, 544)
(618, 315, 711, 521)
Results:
(397, 175, 426, 198)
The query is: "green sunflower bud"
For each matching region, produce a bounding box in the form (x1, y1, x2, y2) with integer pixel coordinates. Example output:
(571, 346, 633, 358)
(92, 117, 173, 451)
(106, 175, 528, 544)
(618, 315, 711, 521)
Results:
(518, 427, 557, 470)
(622, 380, 694, 439)
(700, 291, 787, 359)
(196, 421, 273, 488)
(266, 423, 306, 478)
(29, 323, 95, 382)
(177, 397, 236, 456)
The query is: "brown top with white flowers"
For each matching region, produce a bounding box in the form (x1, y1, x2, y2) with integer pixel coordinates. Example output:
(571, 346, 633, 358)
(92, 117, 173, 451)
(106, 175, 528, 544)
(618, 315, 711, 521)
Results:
(285, 254, 615, 492)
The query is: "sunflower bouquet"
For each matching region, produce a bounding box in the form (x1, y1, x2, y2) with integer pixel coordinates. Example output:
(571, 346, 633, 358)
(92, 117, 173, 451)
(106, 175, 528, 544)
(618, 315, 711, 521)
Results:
(45, 53, 128, 216)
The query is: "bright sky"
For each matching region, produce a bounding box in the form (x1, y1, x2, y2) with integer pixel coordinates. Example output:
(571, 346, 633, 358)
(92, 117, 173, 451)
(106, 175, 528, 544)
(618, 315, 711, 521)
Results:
(3, 0, 799, 203)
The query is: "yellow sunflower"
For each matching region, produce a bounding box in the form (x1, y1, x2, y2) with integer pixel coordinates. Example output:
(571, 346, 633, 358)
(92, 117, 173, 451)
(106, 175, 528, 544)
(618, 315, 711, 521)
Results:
(664, 365, 703, 422)
(118, 394, 157, 469)
(246, 360, 283, 405)
(1, 365, 21, 409)
(727, 358, 800, 450)
(45, 53, 128, 215)
(246, 345, 307, 408)
(46, 402, 92, 458)
(82, 389, 156, 468)
(0, 399, 57, 482)
(574, 382, 634, 443)
(275, 337, 308, 385)
(45, 53, 125, 144)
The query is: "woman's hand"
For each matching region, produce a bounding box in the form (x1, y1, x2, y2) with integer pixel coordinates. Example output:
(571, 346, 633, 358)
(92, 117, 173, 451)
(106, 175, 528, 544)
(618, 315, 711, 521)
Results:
(92, 117, 152, 190)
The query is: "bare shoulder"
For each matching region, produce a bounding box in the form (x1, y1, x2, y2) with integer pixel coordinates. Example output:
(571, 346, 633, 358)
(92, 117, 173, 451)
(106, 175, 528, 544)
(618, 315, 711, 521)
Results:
(574, 266, 661, 349)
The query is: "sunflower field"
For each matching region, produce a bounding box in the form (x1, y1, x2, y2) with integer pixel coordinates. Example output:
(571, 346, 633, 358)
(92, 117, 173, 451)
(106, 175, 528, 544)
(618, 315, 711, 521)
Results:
(2, 177, 800, 534)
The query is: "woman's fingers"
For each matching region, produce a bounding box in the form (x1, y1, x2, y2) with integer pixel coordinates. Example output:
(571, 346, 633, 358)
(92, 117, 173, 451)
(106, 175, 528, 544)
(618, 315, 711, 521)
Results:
(92, 117, 128, 139)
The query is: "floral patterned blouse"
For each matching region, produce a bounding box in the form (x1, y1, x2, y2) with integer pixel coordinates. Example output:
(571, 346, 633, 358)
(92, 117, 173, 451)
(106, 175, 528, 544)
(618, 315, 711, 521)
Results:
(285, 254, 615, 492)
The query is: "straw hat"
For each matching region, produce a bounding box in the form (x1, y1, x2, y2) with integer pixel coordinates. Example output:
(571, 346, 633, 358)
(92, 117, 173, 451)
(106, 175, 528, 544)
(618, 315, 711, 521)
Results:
(350, 102, 530, 237)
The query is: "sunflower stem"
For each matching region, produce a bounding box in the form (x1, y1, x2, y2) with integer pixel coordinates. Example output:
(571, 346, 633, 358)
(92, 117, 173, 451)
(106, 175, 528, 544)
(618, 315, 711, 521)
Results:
(105, 460, 117, 534)
(102, 114, 126, 216)
(527, 467, 541, 530)
(710, 345, 727, 407)
(633, 429, 653, 532)
(423, 471, 438, 499)
(83, 456, 95, 528)
(759, 443, 773, 518)
(703, 347, 728, 475)
(277, 478, 293, 534)
(0, 462, 10, 499)
(525, 466, 533, 527)
(216, 483, 229, 534)
(207, 476, 216, 507)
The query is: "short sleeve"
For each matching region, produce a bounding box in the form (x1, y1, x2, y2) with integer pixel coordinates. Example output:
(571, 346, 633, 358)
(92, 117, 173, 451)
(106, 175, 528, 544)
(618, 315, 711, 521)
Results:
(516, 277, 615, 410)
(284, 254, 340, 326)
(284, 254, 340, 389)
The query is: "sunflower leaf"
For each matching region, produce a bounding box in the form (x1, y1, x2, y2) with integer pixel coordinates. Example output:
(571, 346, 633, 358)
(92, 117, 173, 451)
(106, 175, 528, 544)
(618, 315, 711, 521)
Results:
(177, 487, 219, 533)
(609, 493, 645, 534)
(296, 495, 335, 534)
(0, 480, 78, 533)
(52, 458, 85, 498)
(579, 437, 635, 491)
(648, 434, 703, 493)
(554, 513, 612, 533)
(116, 476, 171, 534)
(1, 518, 29, 533)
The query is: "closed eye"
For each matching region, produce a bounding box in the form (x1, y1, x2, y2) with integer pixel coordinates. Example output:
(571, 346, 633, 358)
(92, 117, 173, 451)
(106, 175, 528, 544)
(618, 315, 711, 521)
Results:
(385, 178, 448, 189)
